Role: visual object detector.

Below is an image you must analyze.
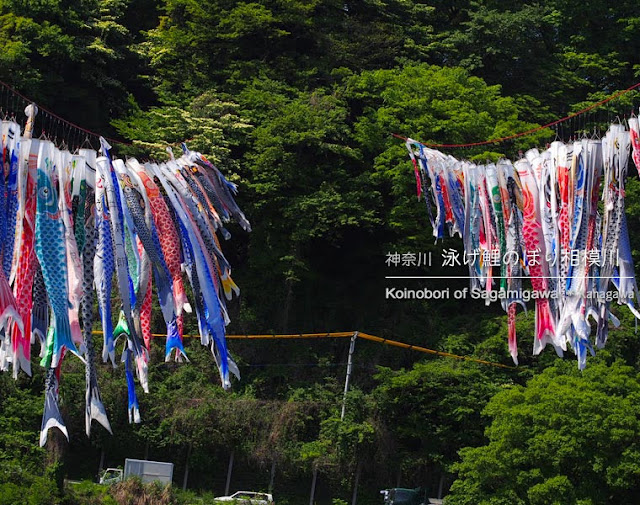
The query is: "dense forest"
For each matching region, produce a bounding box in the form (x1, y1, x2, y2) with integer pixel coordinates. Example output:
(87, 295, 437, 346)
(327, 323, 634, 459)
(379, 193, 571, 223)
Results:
(1, 1, 640, 504)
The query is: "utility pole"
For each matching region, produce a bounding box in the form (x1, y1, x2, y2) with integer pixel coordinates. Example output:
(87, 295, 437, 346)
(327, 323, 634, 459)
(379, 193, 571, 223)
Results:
(341, 332, 358, 421)
(269, 459, 276, 493)
(309, 464, 318, 505)
(225, 451, 234, 495)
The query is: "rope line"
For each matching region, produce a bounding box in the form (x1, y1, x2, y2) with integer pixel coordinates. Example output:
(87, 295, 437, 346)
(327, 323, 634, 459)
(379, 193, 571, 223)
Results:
(393, 80, 640, 148)
(91, 330, 516, 369)
(0, 79, 130, 146)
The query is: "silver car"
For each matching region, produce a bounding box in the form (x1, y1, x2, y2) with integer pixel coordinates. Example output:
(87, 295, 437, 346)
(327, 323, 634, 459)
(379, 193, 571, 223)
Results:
(213, 491, 274, 505)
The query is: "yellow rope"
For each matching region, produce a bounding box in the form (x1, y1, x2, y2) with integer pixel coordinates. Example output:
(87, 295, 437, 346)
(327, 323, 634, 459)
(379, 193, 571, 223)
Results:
(91, 330, 515, 369)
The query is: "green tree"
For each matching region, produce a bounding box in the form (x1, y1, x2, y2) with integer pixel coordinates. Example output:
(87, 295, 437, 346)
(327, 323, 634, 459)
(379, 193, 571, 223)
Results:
(236, 80, 381, 332)
(438, 0, 640, 115)
(374, 360, 509, 489)
(346, 64, 547, 240)
(447, 361, 640, 505)
(0, 0, 149, 131)
(113, 90, 251, 164)
(141, 0, 440, 96)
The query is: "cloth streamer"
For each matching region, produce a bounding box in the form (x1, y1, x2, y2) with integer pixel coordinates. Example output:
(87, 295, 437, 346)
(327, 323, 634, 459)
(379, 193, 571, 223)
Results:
(404, 119, 640, 368)
(0, 107, 249, 445)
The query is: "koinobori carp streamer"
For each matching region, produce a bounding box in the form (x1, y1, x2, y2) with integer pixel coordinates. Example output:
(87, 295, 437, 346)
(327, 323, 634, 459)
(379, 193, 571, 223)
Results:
(405, 120, 640, 369)
(0, 105, 249, 446)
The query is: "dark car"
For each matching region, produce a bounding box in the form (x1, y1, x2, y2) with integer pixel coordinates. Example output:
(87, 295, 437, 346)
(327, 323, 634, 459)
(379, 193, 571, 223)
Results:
(380, 487, 426, 505)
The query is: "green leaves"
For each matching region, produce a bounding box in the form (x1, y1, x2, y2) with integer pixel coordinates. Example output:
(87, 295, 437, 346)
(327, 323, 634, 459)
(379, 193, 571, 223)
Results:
(113, 90, 251, 164)
(374, 360, 507, 477)
(448, 361, 640, 505)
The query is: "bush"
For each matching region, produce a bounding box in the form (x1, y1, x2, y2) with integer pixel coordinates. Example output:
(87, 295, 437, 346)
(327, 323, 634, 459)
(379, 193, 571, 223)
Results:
(0, 476, 58, 505)
(65, 480, 118, 505)
(110, 478, 173, 505)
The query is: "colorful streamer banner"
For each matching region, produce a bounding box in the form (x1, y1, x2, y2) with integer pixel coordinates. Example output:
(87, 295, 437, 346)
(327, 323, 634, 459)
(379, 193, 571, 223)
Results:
(0, 105, 250, 445)
(405, 120, 640, 368)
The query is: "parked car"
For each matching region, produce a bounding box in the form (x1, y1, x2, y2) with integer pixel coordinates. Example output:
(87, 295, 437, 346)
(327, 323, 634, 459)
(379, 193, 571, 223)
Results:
(99, 468, 123, 485)
(380, 487, 426, 505)
(380, 488, 442, 505)
(213, 491, 274, 504)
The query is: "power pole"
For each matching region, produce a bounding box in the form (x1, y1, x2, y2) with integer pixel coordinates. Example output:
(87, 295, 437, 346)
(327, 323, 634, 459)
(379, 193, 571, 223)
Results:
(309, 464, 318, 505)
(341, 332, 358, 421)
(225, 451, 234, 495)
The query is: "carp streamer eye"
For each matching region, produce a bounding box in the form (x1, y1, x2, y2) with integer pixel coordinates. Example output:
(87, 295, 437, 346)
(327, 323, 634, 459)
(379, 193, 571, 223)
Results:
(39, 186, 51, 201)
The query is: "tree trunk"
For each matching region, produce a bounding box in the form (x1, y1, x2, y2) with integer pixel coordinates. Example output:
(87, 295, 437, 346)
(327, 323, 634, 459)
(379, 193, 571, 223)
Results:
(351, 459, 362, 505)
(98, 447, 105, 476)
(269, 459, 276, 493)
(281, 279, 294, 332)
(438, 473, 445, 499)
(46, 430, 67, 493)
(281, 245, 300, 332)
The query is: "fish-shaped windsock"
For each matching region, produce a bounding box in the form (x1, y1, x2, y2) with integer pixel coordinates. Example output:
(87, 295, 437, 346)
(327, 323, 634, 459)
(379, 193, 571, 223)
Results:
(57, 150, 84, 348)
(191, 151, 251, 232)
(407, 123, 640, 369)
(3, 121, 20, 281)
(114, 312, 141, 423)
(133, 162, 190, 355)
(555, 143, 571, 303)
(477, 169, 496, 298)
(31, 260, 48, 353)
(97, 138, 144, 359)
(406, 141, 436, 232)
(0, 125, 23, 344)
(504, 168, 527, 364)
(629, 116, 640, 176)
(35, 161, 82, 368)
(124, 346, 141, 424)
(150, 163, 230, 387)
(10, 137, 39, 377)
(40, 365, 68, 447)
(81, 187, 112, 437)
(515, 160, 559, 356)
(140, 272, 154, 350)
(120, 175, 175, 323)
(462, 164, 481, 290)
(120, 171, 186, 361)
(131, 161, 191, 316)
(0, 112, 252, 442)
(486, 163, 508, 296)
(0, 271, 21, 354)
(614, 213, 640, 317)
(95, 181, 116, 366)
(165, 162, 230, 310)
(597, 125, 630, 348)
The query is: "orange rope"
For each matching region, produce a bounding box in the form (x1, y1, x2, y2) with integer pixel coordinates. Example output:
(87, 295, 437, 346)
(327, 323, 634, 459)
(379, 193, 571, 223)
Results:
(90, 330, 515, 369)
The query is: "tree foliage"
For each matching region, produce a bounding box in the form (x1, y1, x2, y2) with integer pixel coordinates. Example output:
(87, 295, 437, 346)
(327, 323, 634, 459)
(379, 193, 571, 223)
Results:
(447, 361, 640, 505)
(2, 0, 640, 502)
